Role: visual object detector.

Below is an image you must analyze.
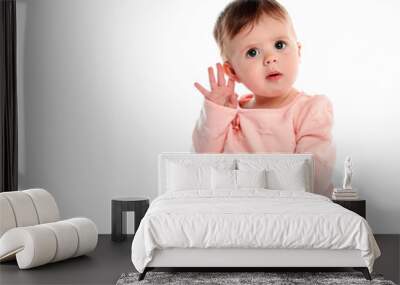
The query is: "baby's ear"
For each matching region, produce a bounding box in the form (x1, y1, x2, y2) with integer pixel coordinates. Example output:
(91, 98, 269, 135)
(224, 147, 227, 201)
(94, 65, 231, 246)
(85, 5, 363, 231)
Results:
(223, 61, 241, 83)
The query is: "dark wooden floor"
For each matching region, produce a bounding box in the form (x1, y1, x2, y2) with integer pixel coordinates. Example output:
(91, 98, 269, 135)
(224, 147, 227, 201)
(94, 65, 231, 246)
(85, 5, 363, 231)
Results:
(0, 234, 398, 285)
(0, 235, 134, 285)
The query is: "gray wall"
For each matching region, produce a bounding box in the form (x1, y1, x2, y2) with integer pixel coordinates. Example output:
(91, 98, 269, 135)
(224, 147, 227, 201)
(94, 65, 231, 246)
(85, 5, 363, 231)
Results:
(16, 0, 400, 234)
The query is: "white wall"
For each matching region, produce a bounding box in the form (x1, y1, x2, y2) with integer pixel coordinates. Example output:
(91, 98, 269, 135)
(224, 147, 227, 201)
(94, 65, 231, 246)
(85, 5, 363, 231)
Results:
(16, 0, 400, 234)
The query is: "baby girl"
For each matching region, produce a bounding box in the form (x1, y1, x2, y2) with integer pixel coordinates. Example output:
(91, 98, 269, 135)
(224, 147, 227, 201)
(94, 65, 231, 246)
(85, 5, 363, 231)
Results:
(192, 0, 336, 197)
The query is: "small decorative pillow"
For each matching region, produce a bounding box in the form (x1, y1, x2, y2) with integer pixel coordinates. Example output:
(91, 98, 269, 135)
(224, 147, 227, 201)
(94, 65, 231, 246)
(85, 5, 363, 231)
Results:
(211, 168, 236, 190)
(236, 169, 268, 189)
(211, 168, 268, 190)
(167, 162, 211, 191)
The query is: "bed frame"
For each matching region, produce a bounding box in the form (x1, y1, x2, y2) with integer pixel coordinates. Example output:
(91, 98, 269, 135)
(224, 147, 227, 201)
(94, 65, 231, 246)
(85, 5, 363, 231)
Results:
(138, 153, 372, 281)
(140, 248, 371, 280)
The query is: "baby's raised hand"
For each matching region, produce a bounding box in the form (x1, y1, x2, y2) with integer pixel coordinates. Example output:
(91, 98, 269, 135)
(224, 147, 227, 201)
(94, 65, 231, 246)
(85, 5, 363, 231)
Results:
(194, 63, 238, 109)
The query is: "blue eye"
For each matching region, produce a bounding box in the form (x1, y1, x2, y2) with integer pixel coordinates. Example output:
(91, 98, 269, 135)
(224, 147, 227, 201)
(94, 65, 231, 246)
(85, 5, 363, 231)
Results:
(275, 40, 287, 50)
(246, 48, 260, 58)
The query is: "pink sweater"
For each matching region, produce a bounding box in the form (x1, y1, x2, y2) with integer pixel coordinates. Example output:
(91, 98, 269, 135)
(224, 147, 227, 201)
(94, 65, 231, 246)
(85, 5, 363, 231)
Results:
(192, 91, 336, 197)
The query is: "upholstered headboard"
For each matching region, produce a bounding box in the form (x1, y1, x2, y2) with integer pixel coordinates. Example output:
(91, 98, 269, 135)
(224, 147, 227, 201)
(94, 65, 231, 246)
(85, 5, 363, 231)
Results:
(158, 152, 314, 195)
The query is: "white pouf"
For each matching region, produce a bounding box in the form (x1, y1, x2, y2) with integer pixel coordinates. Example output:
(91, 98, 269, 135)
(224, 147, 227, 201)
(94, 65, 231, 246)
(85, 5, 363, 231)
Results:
(0, 189, 98, 269)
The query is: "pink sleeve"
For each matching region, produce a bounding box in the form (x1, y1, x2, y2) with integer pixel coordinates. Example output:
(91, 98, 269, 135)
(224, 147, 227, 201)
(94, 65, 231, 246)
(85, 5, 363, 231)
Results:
(192, 98, 238, 153)
(294, 95, 336, 198)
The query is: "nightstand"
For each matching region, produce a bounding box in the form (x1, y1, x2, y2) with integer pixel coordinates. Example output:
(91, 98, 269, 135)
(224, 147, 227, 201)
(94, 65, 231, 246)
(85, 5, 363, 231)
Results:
(332, 199, 366, 219)
(111, 197, 150, 241)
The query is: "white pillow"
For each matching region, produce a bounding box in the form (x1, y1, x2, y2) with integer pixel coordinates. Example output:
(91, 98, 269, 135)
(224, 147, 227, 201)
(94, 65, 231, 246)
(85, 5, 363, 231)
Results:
(211, 168, 268, 190)
(237, 159, 309, 191)
(236, 169, 268, 189)
(211, 168, 236, 190)
(167, 162, 211, 191)
(266, 163, 307, 191)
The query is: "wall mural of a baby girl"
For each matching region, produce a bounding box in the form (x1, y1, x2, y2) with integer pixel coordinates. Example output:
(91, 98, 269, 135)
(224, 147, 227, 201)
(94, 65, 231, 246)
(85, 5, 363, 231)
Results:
(192, 0, 336, 198)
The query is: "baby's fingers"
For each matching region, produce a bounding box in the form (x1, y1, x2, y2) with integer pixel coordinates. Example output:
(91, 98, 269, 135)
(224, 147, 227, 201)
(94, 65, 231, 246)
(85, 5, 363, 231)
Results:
(194, 82, 210, 98)
(217, 63, 226, 86)
(208, 67, 217, 90)
(227, 77, 235, 91)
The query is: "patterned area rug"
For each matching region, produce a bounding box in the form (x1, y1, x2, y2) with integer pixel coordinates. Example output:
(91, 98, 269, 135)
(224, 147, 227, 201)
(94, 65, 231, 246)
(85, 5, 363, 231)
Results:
(116, 271, 397, 285)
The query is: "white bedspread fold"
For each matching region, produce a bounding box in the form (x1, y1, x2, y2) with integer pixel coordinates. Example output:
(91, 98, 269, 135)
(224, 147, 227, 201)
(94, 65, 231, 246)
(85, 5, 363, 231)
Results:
(131, 189, 380, 273)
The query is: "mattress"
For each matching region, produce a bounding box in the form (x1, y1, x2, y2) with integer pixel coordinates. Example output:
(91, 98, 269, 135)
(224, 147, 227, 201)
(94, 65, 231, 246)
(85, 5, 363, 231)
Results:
(131, 189, 381, 273)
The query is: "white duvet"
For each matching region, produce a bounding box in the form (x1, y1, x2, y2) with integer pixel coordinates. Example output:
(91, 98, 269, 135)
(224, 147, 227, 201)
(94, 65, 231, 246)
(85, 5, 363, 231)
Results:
(131, 189, 381, 273)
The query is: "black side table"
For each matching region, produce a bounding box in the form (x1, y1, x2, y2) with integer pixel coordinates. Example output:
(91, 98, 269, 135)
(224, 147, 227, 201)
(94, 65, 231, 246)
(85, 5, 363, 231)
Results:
(111, 197, 150, 242)
(332, 199, 366, 219)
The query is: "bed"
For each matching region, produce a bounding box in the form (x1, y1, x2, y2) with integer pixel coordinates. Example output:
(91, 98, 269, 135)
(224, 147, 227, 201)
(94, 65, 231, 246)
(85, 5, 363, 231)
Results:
(131, 152, 381, 281)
